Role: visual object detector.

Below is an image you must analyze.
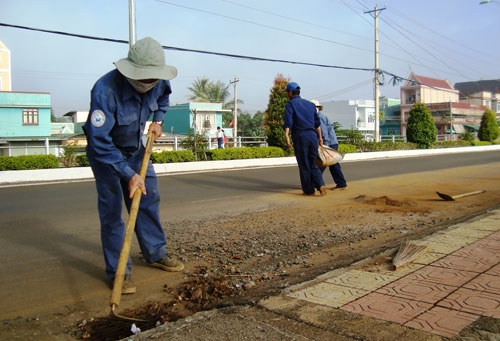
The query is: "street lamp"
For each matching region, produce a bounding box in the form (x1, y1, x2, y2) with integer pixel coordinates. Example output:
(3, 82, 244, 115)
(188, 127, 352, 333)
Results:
(480, 0, 500, 5)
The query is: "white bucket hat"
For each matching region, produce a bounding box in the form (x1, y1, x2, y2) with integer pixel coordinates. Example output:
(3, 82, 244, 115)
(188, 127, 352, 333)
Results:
(310, 99, 323, 109)
(114, 37, 177, 80)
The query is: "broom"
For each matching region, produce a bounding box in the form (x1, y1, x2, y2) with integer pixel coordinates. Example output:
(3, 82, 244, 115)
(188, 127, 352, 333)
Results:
(391, 241, 428, 271)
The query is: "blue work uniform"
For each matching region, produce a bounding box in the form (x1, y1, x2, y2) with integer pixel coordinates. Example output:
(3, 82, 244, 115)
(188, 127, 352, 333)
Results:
(284, 96, 325, 194)
(83, 69, 171, 281)
(318, 112, 347, 187)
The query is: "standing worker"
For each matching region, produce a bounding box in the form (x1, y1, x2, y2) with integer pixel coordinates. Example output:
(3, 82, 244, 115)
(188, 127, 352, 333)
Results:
(284, 82, 327, 196)
(311, 99, 348, 190)
(83, 37, 184, 295)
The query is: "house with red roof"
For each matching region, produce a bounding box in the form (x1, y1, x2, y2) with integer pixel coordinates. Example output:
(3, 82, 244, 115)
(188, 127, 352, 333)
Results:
(399, 73, 486, 137)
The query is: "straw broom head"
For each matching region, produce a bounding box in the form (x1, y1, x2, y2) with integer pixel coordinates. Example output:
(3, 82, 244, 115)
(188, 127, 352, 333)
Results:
(391, 241, 428, 271)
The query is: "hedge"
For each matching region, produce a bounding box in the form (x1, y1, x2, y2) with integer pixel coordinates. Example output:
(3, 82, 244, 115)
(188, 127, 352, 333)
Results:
(0, 154, 60, 171)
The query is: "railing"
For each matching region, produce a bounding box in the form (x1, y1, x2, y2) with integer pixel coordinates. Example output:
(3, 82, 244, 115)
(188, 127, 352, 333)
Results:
(1, 134, 466, 156)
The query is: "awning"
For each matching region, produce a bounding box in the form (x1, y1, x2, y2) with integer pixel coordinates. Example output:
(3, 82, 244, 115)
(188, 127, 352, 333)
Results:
(464, 124, 480, 131)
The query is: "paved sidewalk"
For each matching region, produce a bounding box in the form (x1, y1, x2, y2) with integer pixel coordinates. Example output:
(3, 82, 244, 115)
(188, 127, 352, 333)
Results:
(128, 208, 500, 340)
(268, 208, 500, 338)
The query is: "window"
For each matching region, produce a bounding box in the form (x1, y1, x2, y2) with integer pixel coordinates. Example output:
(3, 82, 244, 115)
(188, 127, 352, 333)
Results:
(23, 108, 39, 125)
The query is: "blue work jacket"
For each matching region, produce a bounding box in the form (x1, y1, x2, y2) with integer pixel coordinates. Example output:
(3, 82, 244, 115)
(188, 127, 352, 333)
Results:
(283, 96, 320, 137)
(83, 69, 172, 180)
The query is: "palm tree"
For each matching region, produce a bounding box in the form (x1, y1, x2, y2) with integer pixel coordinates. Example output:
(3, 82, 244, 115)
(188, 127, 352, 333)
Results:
(187, 77, 211, 102)
(187, 77, 231, 104)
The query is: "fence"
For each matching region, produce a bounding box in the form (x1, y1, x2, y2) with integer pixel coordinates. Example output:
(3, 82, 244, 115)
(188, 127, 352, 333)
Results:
(1, 134, 466, 156)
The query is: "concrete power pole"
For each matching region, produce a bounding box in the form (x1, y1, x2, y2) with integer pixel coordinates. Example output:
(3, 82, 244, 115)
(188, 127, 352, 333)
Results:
(129, 0, 136, 46)
(230, 77, 239, 144)
(365, 5, 385, 142)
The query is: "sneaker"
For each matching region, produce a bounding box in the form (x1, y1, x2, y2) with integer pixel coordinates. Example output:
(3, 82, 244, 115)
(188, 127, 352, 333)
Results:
(150, 255, 184, 272)
(331, 185, 348, 191)
(110, 275, 136, 295)
(319, 186, 327, 196)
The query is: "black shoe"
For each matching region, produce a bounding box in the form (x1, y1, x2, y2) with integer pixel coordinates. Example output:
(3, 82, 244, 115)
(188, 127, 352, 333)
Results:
(331, 185, 348, 190)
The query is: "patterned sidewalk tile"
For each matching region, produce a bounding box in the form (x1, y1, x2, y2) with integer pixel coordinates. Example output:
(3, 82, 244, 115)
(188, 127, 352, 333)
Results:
(464, 273, 500, 295)
(469, 238, 500, 252)
(438, 287, 500, 318)
(485, 230, 500, 240)
(467, 219, 500, 232)
(487, 263, 500, 276)
(439, 225, 493, 239)
(452, 244, 500, 264)
(341, 292, 432, 324)
(404, 265, 478, 287)
(324, 269, 398, 291)
(424, 233, 478, 248)
(431, 254, 494, 273)
(412, 251, 445, 265)
(376, 263, 424, 277)
(414, 240, 464, 255)
(405, 306, 479, 338)
(288, 282, 369, 308)
(376, 277, 456, 304)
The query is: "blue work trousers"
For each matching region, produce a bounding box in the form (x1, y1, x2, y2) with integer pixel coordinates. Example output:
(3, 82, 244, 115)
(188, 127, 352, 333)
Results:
(320, 143, 347, 187)
(293, 130, 325, 194)
(89, 151, 167, 280)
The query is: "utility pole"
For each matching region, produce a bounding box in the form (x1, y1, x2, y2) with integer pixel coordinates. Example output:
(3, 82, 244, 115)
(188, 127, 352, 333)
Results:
(129, 0, 136, 46)
(230, 77, 239, 145)
(365, 5, 385, 142)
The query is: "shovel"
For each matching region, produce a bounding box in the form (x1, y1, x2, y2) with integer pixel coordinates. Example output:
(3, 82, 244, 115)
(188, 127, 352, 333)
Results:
(110, 132, 156, 321)
(436, 189, 486, 201)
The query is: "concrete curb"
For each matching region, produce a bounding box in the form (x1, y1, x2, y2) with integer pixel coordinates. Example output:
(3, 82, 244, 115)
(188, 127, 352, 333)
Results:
(1, 145, 499, 186)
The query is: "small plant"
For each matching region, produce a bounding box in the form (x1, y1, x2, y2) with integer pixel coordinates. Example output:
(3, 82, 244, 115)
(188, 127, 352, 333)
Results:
(180, 130, 209, 160)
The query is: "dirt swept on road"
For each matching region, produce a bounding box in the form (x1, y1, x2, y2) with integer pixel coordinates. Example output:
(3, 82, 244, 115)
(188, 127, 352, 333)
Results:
(2, 161, 500, 340)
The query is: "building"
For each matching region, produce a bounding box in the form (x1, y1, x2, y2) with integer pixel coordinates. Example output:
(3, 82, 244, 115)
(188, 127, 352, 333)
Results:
(0, 91, 67, 156)
(454, 79, 500, 115)
(400, 73, 485, 138)
(165, 102, 231, 137)
(321, 99, 375, 134)
(0, 40, 11, 91)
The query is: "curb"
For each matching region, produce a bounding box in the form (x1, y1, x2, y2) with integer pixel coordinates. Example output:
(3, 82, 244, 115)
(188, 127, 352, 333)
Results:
(1, 145, 499, 187)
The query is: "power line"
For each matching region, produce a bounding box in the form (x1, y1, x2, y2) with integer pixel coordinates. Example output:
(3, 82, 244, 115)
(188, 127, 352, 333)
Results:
(0, 22, 455, 95)
(0, 22, 373, 73)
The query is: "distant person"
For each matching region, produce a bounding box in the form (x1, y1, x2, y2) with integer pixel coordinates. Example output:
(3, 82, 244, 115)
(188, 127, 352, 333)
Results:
(311, 99, 348, 190)
(83, 37, 184, 295)
(283, 82, 327, 196)
(216, 126, 224, 149)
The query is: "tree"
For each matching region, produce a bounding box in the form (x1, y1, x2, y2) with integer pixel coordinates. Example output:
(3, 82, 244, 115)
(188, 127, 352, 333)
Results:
(237, 110, 265, 137)
(188, 77, 245, 130)
(187, 77, 231, 104)
(264, 74, 290, 151)
(406, 103, 437, 149)
(478, 108, 499, 142)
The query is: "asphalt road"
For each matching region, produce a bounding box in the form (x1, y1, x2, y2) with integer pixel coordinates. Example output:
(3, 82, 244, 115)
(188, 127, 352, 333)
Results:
(0, 151, 498, 320)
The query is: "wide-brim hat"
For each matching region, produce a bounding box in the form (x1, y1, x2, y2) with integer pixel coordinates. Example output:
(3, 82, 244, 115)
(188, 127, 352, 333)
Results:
(310, 99, 323, 109)
(114, 37, 177, 80)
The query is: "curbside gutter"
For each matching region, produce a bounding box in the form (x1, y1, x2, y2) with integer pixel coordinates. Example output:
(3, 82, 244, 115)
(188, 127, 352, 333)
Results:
(1, 145, 499, 187)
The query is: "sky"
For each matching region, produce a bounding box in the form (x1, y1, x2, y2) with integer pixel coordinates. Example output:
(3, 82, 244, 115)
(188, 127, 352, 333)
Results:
(1, 0, 499, 117)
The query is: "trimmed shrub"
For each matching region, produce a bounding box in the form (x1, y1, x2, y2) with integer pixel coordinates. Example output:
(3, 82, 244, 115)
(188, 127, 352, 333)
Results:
(0, 154, 59, 170)
(150, 150, 195, 163)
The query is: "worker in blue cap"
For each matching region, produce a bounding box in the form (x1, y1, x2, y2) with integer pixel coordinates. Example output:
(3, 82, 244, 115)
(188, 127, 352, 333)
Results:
(283, 82, 327, 196)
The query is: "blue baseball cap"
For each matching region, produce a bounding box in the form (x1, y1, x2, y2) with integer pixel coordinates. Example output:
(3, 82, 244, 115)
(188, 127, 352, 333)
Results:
(286, 82, 300, 91)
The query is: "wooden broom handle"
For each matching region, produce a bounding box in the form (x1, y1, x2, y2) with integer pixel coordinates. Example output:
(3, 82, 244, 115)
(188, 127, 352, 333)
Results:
(110, 132, 156, 308)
